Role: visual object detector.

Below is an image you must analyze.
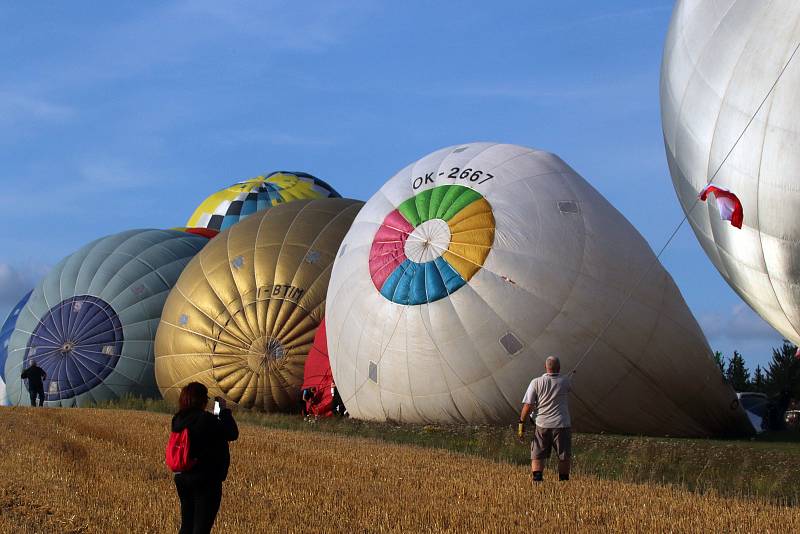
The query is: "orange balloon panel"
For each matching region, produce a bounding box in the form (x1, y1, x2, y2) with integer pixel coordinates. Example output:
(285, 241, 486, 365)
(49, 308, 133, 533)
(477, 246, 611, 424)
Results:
(155, 198, 363, 412)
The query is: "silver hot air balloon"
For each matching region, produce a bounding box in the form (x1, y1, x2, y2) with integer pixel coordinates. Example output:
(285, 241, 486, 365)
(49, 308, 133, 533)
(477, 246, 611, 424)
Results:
(661, 0, 800, 344)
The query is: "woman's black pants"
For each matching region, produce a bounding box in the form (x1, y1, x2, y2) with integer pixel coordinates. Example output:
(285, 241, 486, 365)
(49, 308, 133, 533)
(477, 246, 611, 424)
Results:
(175, 475, 223, 534)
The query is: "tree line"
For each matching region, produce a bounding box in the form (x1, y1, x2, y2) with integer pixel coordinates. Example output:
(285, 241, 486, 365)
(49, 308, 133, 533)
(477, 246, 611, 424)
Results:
(714, 340, 800, 399)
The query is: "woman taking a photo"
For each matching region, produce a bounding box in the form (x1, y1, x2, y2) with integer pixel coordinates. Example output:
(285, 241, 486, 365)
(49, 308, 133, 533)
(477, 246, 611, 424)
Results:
(171, 382, 238, 534)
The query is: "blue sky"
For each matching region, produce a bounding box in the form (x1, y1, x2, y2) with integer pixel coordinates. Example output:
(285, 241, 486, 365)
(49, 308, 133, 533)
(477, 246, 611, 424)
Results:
(0, 1, 785, 369)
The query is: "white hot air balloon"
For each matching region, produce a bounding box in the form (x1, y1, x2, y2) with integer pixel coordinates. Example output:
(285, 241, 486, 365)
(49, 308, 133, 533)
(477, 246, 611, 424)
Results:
(661, 0, 800, 344)
(326, 143, 752, 437)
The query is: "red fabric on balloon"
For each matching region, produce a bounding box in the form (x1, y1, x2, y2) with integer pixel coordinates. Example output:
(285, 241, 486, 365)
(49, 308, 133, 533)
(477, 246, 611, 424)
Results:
(302, 319, 334, 417)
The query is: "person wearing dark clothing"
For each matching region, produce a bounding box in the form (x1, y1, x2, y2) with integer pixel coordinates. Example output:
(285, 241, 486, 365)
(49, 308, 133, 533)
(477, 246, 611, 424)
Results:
(171, 382, 238, 534)
(20, 361, 46, 407)
(331, 384, 347, 417)
(301, 387, 316, 417)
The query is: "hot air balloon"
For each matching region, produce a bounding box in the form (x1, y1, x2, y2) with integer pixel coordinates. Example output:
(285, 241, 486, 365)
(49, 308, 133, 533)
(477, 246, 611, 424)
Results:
(0, 291, 31, 405)
(4, 230, 208, 406)
(155, 198, 364, 412)
(661, 0, 800, 344)
(186, 171, 341, 233)
(326, 143, 752, 437)
(301, 319, 335, 417)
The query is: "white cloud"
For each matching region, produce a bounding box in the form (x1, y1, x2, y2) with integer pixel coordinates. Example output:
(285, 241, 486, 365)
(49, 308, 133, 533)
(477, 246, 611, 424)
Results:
(699, 303, 783, 342)
(174, 0, 367, 52)
(0, 262, 48, 318)
(77, 158, 159, 189)
(0, 90, 74, 126)
(11, 0, 374, 92)
(0, 0, 374, 146)
(0, 157, 162, 216)
(698, 304, 786, 366)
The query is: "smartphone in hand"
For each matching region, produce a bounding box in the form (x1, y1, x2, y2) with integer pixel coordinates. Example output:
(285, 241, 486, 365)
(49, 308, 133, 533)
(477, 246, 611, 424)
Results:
(213, 396, 226, 415)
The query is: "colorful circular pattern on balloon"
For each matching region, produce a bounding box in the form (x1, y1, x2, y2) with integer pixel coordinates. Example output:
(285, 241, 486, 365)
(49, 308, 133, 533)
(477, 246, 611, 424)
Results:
(369, 184, 495, 305)
(25, 295, 123, 401)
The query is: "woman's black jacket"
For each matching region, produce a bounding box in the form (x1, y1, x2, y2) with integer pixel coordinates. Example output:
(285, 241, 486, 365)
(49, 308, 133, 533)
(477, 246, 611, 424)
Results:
(171, 408, 238, 482)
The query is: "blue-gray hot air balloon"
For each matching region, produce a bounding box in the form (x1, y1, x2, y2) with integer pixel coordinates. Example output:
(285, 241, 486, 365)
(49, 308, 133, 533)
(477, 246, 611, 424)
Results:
(4, 229, 207, 407)
(0, 290, 32, 405)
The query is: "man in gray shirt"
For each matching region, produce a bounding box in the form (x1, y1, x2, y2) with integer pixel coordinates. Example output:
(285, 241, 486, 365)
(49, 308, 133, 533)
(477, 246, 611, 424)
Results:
(518, 356, 572, 482)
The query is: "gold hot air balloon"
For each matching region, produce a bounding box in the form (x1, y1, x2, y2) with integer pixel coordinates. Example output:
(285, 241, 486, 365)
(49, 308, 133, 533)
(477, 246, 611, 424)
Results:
(155, 198, 364, 411)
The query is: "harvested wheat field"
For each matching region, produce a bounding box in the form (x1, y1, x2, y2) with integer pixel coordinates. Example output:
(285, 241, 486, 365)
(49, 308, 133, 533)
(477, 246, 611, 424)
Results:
(0, 408, 797, 533)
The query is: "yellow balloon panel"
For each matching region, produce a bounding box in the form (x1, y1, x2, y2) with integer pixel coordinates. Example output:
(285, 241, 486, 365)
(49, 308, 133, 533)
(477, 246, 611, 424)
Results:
(156, 198, 364, 412)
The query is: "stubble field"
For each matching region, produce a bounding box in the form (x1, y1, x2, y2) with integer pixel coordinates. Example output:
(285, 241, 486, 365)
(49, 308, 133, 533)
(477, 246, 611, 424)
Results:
(0, 407, 797, 533)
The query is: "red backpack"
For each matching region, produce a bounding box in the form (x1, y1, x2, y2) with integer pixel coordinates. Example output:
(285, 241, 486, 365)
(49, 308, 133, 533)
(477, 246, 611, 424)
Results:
(165, 428, 197, 473)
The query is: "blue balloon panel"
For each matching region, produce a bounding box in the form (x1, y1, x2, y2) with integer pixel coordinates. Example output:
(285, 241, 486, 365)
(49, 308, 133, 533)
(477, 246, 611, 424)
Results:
(25, 295, 123, 401)
(0, 291, 31, 381)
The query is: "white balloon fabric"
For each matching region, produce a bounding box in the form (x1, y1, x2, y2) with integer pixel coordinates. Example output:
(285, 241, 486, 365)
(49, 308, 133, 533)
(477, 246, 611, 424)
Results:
(661, 0, 800, 344)
(327, 143, 752, 437)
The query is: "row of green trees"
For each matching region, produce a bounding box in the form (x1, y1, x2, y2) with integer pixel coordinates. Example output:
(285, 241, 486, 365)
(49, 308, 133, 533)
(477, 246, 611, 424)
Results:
(713, 341, 800, 398)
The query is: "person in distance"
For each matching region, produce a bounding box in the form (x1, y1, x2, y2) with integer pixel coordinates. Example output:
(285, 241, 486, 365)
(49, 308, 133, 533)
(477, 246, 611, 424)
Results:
(20, 360, 46, 407)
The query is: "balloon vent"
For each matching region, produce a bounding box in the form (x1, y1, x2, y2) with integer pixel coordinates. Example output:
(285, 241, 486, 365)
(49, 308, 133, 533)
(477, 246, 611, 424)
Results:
(499, 332, 523, 356)
(339, 244, 347, 258)
(244, 337, 286, 374)
(368, 360, 378, 383)
(452, 146, 469, 153)
(558, 201, 579, 214)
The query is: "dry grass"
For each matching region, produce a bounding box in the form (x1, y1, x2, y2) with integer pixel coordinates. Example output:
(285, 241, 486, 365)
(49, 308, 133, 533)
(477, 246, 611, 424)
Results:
(0, 407, 797, 533)
(96, 396, 800, 504)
